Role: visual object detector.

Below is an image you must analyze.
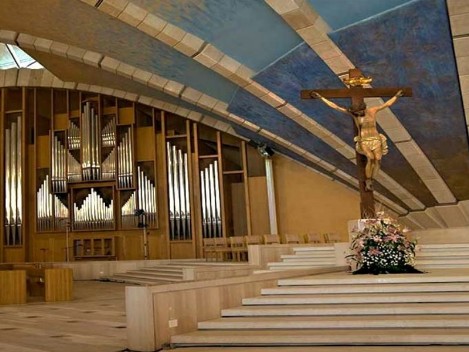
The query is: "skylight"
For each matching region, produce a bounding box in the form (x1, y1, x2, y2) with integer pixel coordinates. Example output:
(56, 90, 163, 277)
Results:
(0, 43, 43, 69)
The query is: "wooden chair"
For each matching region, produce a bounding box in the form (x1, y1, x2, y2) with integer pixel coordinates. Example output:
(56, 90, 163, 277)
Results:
(230, 236, 247, 262)
(244, 235, 262, 246)
(203, 238, 217, 261)
(214, 237, 231, 261)
(304, 233, 323, 244)
(324, 233, 341, 243)
(283, 234, 302, 244)
(263, 234, 280, 245)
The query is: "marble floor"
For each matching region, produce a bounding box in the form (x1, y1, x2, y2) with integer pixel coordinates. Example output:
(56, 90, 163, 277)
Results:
(0, 281, 128, 352)
(3, 269, 469, 352)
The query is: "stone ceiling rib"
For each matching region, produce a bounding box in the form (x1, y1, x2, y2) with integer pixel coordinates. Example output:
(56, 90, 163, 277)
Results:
(2, 26, 409, 215)
(449, 0, 469, 158)
(75, 0, 421, 212)
(265, 0, 456, 206)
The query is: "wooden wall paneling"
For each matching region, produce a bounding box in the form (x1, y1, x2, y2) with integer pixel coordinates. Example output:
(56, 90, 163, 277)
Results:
(69, 90, 80, 118)
(161, 111, 171, 258)
(248, 176, 270, 236)
(241, 142, 252, 236)
(216, 132, 227, 238)
(192, 123, 203, 258)
(155, 127, 169, 259)
(3, 247, 24, 263)
(231, 182, 247, 236)
(27, 144, 35, 260)
(0, 89, 4, 262)
(36, 136, 50, 168)
(29, 88, 37, 261)
(135, 124, 154, 161)
(124, 233, 145, 260)
(185, 119, 196, 257)
(21, 88, 27, 260)
(53, 89, 69, 130)
(118, 101, 135, 125)
(169, 241, 194, 259)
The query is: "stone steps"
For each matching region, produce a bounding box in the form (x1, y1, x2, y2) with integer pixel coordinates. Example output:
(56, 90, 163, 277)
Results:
(417, 251, 469, 257)
(108, 276, 169, 285)
(125, 269, 184, 279)
(174, 347, 469, 352)
(280, 257, 335, 263)
(171, 328, 469, 346)
(171, 270, 469, 347)
(277, 273, 469, 286)
(221, 302, 469, 317)
(242, 291, 469, 305)
(268, 263, 336, 270)
(261, 282, 469, 295)
(281, 253, 335, 259)
(112, 272, 184, 282)
(268, 243, 469, 273)
(107, 264, 185, 285)
(198, 314, 469, 329)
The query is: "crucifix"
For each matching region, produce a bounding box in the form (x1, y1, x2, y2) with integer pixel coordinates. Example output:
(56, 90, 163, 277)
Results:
(301, 68, 412, 218)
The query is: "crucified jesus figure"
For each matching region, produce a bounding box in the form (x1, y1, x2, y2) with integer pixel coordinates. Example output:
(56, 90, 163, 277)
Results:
(313, 90, 403, 187)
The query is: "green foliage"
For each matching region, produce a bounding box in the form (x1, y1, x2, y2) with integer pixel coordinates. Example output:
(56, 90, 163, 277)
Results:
(348, 215, 417, 274)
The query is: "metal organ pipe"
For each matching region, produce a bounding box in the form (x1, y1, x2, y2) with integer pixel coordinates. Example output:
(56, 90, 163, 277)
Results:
(167, 142, 175, 239)
(117, 127, 133, 188)
(68, 120, 80, 150)
(67, 151, 82, 182)
(73, 188, 113, 231)
(136, 166, 157, 227)
(81, 102, 101, 181)
(4, 115, 22, 245)
(101, 119, 115, 148)
(102, 148, 116, 180)
(200, 160, 221, 238)
(52, 135, 67, 193)
(166, 142, 190, 240)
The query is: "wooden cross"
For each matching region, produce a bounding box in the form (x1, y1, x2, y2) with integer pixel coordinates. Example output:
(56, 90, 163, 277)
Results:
(301, 68, 412, 218)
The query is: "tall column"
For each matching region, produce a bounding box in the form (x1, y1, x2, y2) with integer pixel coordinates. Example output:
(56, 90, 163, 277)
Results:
(264, 157, 278, 235)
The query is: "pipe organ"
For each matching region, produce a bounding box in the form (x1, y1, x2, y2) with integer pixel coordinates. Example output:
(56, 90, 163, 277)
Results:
(73, 188, 114, 231)
(0, 87, 256, 262)
(37, 175, 69, 232)
(36, 97, 158, 235)
(117, 127, 133, 189)
(51, 134, 67, 193)
(4, 115, 22, 245)
(102, 148, 116, 180)
(121, 166, 157, 228)
(167, 142, 191, 240)
(81, 102, 101, 181)
(68, 120, 80, 150)
(200, 161, 222, 238)
(121, 191, 138, 228)
(67, 151, 82, 182)
(136, 166, 157, 227)
(101, 119, 116, 148)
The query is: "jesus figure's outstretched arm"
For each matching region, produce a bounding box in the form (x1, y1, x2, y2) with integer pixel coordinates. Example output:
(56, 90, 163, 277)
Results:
(312, 92, 349, 114)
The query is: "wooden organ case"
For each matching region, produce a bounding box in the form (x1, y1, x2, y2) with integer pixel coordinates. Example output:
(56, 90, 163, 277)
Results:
(0, 87, 264, 263)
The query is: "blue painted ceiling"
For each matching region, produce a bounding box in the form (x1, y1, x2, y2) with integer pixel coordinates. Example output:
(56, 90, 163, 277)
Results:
(1, 0, 467, 215)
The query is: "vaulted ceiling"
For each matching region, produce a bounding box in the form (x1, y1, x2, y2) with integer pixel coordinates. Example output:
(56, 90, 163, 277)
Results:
(0, 0, 468, 229)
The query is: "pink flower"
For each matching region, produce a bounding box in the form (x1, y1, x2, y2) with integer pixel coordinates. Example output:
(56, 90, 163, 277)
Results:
(386, 233, 400, 242)
(368, 248, 381, 256)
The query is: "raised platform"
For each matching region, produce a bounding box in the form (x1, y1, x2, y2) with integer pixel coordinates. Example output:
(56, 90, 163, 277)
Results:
(170, 269, 469, 348)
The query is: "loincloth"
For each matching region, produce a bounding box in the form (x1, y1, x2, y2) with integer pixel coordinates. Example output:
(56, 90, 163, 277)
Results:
(354, 134, 388, 155)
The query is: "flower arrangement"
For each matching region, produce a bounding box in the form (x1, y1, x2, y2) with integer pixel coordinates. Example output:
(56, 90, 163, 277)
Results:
(348, 214, 421, 275)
